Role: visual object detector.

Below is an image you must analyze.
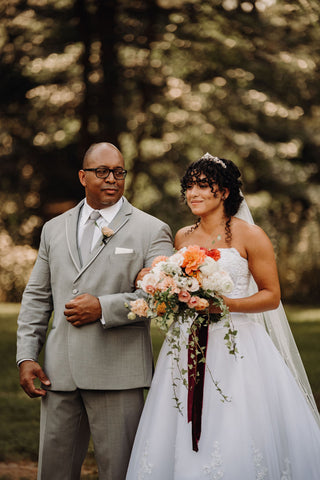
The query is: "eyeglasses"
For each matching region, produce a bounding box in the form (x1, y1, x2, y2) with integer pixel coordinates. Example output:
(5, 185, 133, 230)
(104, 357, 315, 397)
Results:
(83, 167, 127, 180)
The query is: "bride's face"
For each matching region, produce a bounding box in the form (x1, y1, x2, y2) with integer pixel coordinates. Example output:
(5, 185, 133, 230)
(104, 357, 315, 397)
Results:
(186, 173, 226, 216)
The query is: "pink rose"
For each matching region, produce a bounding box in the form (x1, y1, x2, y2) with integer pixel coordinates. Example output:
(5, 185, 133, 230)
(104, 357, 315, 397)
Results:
(145, 284, 156, 295)
(178, 290, 192, 303)
(187, 296, 199, 309)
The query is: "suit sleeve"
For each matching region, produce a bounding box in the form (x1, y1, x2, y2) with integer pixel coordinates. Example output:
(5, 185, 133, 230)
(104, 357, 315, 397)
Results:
(99, 221, 173, 329)
(16, 224, 53, 363)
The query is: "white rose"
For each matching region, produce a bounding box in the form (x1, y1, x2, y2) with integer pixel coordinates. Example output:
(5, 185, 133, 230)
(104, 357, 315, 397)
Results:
(199, 257, 220, 277)
(169, 251, 185, 266)
(175, 276, 188, 289)
(150, 264, 166, 283)
(185, 276, 200, 292)
(139, 272, 158, 291)
(162, 261, 183, 277)
(217, 270, 234, 294)
(201, 274, 220, 293)
(202, 271, 234, 295)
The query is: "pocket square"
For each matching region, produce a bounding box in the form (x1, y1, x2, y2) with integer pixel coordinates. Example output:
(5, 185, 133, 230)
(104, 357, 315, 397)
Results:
(115, 247, 134, 254)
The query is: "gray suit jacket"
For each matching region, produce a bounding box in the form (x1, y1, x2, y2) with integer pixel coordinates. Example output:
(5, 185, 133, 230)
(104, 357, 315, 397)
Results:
(16, 197, 173, 391)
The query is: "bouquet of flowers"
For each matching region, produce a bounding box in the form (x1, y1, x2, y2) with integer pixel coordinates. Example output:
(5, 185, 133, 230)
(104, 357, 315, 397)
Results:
(129, 245, 235, 333)
(128, 244, 239, 449)
(128, 245, 238, 397)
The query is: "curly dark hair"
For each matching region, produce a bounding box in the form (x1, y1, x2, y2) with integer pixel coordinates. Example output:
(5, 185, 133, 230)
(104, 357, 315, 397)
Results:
(181, 153, 243, 243)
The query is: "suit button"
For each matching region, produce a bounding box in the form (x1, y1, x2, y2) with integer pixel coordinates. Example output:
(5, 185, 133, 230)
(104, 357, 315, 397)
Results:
(72, 289, 79, 295)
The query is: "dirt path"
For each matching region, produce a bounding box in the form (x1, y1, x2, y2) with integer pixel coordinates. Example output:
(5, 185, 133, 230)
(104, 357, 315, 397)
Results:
(0, 461, 37, 479)
(0, 461, 98, 479)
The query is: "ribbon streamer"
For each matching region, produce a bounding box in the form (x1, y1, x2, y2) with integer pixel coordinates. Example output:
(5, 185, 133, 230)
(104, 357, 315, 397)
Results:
(187, 321, 209, 452)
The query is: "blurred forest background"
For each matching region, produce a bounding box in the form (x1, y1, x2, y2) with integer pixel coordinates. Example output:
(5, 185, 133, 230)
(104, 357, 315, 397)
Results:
(0, 0, 319, 304)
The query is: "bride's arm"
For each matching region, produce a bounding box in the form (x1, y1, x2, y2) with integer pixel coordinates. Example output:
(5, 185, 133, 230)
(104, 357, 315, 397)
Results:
(215, 225, 281, 314)
(134, 268, 151, 287)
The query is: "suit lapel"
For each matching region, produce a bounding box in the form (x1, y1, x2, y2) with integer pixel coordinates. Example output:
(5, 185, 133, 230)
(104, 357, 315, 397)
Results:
(65, 200, 84, 272)
(106, 197, 132, 233)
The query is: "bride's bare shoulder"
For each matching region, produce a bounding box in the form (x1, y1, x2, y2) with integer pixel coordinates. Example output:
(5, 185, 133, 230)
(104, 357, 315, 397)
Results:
(174, 225, 196, 249)
(232, 217, 272, 246)
(232, 217, 264, 234)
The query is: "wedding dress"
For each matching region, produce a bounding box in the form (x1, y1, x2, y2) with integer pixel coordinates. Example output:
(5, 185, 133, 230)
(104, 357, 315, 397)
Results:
(126, 248, 320, 480)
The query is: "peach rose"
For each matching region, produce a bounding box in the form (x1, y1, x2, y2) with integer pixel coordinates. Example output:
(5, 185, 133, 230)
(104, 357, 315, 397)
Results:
(157, 276, 180, 294)
(195, 298, 210, 311)
(182, 245, 207, 275)
(130, 299, 149, 317)
(187, 296, 209, 311)
(151, 255, 169, 268)
(101, 227, 115, 238)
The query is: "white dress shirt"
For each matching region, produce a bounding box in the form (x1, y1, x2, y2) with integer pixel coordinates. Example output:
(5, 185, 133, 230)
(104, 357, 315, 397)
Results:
(78, 197, 124, 326)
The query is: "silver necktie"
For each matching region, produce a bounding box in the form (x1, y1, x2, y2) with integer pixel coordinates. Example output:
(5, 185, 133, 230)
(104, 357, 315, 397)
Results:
(79, 210, 101, 265)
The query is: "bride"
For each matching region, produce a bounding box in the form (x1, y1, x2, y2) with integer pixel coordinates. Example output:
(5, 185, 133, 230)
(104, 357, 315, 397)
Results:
(126, 153, 320, 479)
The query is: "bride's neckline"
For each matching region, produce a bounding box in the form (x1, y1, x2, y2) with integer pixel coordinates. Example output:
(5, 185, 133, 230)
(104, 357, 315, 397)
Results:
(217, 247, 247, 261)
(177, 244, 248, 261)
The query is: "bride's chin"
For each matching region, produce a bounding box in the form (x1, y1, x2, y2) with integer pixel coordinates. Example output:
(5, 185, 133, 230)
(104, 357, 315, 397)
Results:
(190, 205, 207, 215)
(190, 207, 202, 216)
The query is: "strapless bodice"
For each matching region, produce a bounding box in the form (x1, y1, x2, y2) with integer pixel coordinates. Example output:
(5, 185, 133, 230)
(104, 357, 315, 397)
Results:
(218, 248, 251, 299)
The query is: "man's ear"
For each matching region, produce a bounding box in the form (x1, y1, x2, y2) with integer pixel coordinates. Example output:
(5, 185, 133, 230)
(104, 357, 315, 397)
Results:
(78, 170, 86, 187)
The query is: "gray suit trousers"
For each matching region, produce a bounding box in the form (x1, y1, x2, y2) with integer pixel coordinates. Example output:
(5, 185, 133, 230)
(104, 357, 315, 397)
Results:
(37, 388, 144, 480)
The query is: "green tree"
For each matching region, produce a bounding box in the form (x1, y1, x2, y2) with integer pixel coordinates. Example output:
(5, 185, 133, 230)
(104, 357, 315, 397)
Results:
(0, 0, 319, 301)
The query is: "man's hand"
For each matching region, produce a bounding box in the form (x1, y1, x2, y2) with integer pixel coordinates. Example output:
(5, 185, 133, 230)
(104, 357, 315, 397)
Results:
(19, 360, 51, 398)
(64, 293, 102, 327)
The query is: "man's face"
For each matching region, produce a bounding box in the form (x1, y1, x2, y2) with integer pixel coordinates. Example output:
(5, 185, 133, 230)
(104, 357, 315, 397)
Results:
(79, 145, 125, 209)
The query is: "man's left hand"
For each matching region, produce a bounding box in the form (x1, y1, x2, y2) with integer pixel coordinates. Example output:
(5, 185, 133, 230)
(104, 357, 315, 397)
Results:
(64, 294, 102, 327)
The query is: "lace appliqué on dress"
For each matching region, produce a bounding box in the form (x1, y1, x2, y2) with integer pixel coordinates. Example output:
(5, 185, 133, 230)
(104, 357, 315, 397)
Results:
(203, 441, 224, 479)
(252, 446, 268, 480)
(137, 441, 153, 479)
(281, 458, 292, 480)
(251, 446, 292, 480)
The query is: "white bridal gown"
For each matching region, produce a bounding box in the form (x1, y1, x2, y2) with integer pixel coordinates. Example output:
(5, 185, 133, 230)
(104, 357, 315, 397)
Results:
(126, 248, 320, 480)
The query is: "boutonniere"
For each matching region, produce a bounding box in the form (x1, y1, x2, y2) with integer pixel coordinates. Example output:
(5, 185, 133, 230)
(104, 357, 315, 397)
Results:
(101, 226, 115, 244)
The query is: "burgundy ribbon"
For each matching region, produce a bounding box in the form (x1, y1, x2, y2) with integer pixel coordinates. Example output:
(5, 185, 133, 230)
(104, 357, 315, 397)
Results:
(187, 321, 209, 452)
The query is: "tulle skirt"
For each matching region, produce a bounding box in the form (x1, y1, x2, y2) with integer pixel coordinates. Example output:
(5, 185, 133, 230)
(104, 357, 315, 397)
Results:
(126, 314, 320, 479)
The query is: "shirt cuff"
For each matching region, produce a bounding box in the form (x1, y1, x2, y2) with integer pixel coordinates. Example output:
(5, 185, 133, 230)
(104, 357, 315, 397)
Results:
(17, 359, 35, 367)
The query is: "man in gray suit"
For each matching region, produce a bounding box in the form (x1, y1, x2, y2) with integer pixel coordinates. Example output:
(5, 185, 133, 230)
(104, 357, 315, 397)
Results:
(16, 142, 173, 479)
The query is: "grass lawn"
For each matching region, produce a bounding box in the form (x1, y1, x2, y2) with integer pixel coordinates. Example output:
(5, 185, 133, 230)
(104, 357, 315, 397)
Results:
(0, 302, 319, 478)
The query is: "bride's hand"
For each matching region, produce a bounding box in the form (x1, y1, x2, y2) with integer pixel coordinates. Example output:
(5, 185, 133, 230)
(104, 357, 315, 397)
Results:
(135, 267, 151, 288)
(209, 304, 222, 314)
(208, 296, 229, 314)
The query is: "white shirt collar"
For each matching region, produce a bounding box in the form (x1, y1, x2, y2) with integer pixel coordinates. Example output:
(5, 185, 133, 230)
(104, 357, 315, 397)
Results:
(81, 197, 123, 226)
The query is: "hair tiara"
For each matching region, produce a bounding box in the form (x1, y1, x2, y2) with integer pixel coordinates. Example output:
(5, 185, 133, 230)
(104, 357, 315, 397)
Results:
(201, 152, 226, 169)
